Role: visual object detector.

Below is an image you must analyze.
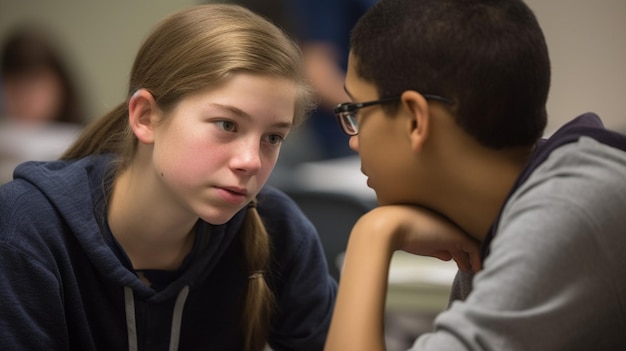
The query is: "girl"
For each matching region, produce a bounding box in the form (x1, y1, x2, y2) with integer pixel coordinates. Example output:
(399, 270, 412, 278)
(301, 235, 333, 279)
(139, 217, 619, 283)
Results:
(0, 4, 336, 351)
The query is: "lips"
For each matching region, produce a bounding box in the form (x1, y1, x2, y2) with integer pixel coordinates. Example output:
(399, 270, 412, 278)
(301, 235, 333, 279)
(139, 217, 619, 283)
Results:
(216, 185, 249, 205)
(360, 168, 373, 189)
(221, 186, 248, 196)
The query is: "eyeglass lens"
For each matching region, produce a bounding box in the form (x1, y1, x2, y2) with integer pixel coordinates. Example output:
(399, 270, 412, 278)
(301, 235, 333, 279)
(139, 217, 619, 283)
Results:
(340, 112, 359, 135)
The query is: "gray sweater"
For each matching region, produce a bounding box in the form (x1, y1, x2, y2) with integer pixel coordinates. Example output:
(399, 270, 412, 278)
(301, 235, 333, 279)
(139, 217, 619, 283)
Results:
(412, 116, 626, 350)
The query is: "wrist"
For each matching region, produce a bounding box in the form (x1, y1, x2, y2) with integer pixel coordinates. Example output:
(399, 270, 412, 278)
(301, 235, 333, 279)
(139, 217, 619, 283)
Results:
(350, 210, 403, 255)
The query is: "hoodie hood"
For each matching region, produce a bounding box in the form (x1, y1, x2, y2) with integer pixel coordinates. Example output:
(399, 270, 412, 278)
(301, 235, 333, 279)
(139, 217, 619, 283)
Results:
(2, 152, 337, 350)
(12, 154, 246, 301)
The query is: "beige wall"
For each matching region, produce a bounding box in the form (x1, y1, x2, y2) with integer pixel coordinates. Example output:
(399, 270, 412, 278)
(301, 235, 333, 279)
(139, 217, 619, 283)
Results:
(1, 0, 624, 133)
(0, 0, 199, 120)
(525, 0, 626, 134)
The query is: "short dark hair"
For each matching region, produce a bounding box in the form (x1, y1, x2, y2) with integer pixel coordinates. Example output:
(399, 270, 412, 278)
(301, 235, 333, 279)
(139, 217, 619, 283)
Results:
(350, 0, 550, 149)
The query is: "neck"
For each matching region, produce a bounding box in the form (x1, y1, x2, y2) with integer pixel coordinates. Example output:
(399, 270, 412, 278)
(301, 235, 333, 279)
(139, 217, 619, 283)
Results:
(438, 147, 529, 241)
(107, 163, 198, 271)
(424, 114, 533, 241)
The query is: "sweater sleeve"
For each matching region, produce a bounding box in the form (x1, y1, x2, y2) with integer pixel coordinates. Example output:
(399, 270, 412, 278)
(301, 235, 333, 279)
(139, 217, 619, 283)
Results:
(0, 241, 68, 349)
(257, 187, 338, 351)
(0, 182, 69, 350)
(411, 137, 626, 350)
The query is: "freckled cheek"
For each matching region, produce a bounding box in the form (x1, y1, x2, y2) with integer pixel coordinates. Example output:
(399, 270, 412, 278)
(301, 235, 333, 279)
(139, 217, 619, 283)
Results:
(155, 137, 224, 184)
(265, 146, 281, 165)
(255, 149, 279, 181)
(258, 162, 274, 182)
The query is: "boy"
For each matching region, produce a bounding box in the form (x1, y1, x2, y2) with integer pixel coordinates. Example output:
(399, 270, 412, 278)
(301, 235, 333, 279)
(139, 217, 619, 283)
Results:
(325, 0, 626, 350)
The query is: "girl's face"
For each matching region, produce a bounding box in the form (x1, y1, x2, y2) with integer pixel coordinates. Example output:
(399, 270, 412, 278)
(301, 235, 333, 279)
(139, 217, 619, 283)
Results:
(149, 73, 296, 224)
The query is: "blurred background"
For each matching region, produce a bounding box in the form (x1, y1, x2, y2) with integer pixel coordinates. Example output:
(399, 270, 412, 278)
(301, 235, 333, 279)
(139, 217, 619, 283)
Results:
(1, 0, 624, 349)
(1, 0, 624, 134)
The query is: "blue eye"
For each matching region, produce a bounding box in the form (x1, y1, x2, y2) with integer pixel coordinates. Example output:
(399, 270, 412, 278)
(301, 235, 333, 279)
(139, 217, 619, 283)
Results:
(267, 134, 284, 145)
(215, 120, 236, 132)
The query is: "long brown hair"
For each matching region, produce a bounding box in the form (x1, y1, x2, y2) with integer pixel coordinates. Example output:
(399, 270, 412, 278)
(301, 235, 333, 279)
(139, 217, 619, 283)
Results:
(61, 4, 314, 350)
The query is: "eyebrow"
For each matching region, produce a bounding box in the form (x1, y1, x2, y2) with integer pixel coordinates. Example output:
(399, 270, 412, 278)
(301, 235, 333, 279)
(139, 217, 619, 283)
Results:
(208, 103, 292, 129)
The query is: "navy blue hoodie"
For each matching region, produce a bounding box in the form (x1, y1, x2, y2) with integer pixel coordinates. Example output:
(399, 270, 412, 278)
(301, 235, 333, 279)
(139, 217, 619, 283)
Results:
(0, 154, 337, 350)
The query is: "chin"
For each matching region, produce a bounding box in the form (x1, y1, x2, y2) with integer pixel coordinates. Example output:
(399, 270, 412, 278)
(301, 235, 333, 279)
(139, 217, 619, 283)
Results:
(373, 192, 387, 206)
(373, 192, 408, 207)
(199, 208, 239, 225)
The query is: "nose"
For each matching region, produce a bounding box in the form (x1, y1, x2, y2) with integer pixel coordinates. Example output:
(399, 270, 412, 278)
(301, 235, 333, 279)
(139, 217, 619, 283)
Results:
(231, 139, 262, 175)
(349, 135, 359, 152)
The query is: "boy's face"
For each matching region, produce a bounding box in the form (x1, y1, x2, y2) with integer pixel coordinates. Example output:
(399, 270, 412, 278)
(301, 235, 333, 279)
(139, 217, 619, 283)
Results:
(343, 53, 424, 205)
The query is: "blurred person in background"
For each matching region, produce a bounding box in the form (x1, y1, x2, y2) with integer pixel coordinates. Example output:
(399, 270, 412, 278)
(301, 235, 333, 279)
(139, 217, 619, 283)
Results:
(0, 24, 85, 184)
(219, 0, 376, 166)
(289, 0, 377, 161)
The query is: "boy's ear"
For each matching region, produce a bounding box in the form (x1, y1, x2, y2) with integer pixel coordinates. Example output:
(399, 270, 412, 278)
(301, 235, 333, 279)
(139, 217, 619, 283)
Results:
(128, 89, 158, 145)
(401, 90, 430, 152)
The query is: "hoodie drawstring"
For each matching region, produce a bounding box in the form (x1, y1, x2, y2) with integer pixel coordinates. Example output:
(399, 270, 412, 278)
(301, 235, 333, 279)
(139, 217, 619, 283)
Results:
(124, 286, 190, 351)
(124, 287, 138, 351)
(169, 286, 190, 351)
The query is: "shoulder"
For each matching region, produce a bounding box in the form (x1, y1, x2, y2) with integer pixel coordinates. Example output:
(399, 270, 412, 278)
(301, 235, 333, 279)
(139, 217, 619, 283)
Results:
(422, 127, 626, 350)
(502, 136, 626, 239)
(513, 137, 626, 212)
(506, 137, 626, 258)
(0, 178, 57, 229)
(255, 185, 323, 258)
(489, 136, 626, 300)
(255, 185, 316, 232)
(0, 179, 64, 266)
(497, 128, 626, 249)
(256, 184, 297, 207)
(255, 186, 319, 247)
(0, 156, 109, 255)
(432, 139, 626, 348)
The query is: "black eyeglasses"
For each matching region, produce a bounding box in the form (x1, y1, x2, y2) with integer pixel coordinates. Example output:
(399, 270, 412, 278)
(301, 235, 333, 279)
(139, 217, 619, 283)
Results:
(334, 94, 454, 136)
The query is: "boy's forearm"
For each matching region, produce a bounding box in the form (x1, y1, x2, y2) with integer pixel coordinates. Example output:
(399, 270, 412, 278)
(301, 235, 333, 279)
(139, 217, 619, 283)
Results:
(324, 205, 481, 350)
(324, 221, 395, 351)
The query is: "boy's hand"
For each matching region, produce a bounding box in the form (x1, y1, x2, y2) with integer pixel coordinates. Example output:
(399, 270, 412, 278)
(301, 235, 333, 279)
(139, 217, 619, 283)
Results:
(352, 205, 482, 272)
(325, 205, 482, 351)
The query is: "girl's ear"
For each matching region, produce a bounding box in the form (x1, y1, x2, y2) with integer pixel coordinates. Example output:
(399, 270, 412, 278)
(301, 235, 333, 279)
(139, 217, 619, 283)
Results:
(401, 90, 431, 152)
(128, 89, 158, 145)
